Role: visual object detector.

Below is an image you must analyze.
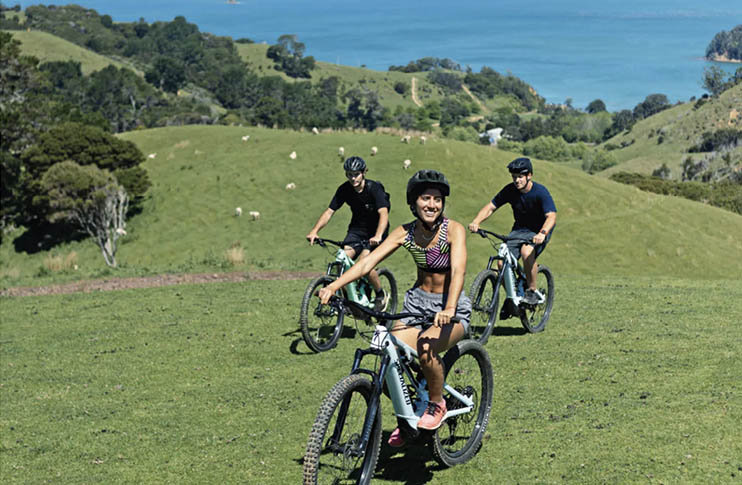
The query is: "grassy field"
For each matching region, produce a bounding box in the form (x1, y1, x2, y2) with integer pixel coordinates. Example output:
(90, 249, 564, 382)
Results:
(1, 276, 740, 483)
(5, 29, 141, 76)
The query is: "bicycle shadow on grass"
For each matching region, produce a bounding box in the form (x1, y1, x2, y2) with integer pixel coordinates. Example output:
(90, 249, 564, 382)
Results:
(372, 431, 443, 484)
(286, 326, 361, 355)
(491, 325, 528, 337)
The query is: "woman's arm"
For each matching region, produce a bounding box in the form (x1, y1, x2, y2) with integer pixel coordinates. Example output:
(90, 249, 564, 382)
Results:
(437, 220, 467, 325)
(319, 225, 407, 303)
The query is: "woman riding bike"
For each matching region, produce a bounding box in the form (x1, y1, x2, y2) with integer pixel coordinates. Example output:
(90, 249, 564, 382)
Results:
(318, 169, 471, 447)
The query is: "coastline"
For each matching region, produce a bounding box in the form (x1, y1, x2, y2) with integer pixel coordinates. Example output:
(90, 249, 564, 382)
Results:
(708, 54, 742, 64)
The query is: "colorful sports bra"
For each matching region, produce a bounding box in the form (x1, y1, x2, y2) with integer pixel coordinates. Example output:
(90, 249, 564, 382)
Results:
(401, 218, 452, 273)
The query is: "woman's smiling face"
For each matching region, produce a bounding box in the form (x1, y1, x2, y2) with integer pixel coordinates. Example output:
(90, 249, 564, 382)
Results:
(415, 187, 443, 224)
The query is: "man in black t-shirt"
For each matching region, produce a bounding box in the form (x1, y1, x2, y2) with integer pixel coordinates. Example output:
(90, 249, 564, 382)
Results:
(306, 156, 391, 310)
(468, 157, 556, 308)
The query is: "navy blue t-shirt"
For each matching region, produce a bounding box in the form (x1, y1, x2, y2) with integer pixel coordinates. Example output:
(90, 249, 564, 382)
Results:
(329, 179, 390, 234)
(492, 182, 556, 233)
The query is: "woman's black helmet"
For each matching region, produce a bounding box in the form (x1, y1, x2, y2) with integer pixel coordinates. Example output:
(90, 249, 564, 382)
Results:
(507, 157, 533, 175)
(343, 156, 366, 172)
(406, 169, 450, 205)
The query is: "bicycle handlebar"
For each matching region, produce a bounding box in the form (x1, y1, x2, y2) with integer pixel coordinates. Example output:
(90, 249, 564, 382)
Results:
(310, 237, 371, 249)
(328, 296, 460, 324)
(476, 228, 533, 244)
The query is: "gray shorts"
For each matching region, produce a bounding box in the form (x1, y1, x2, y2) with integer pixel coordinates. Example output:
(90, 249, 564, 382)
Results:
(507, 228, 552, 260)
(400, 286, 471, 333)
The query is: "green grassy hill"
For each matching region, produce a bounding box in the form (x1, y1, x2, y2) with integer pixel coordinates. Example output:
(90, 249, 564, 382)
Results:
(2, 125, 741, 288)
(600, 83, 742, 179)
(5, 29, 140, 75)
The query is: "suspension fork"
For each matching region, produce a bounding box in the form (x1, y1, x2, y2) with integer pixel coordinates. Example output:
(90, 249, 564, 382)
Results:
(328, 349, 388, 454)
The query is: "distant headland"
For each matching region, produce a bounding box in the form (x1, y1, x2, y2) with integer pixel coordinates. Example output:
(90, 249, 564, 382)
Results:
(705, 25, 742, 63)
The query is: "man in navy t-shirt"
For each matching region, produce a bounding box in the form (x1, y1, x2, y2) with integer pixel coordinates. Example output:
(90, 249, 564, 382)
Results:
(306, 156, 391, 310)
(468, 157, 556, 307)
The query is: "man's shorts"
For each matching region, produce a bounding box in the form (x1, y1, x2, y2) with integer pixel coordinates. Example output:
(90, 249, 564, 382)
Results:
(400, 286, 471, 334)
(506, 228, 553, 261)
(343, 228, 387, 256)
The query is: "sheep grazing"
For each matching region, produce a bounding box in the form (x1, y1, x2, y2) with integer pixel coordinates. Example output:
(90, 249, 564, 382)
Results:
(147, 153, 157, 159)
(370, 146, 378, 156)
(248, 211, 260, 221)
(311, 127, 320, 135)
(235, 207, 243, 217)
(403, 159, 412, 170)
(115, 227, 127, 236)
(241, 135, 250, 142)
(285, 182, 296, 190)
(420, 136, 427, 145)
(401, 135, 411, 144)
(338, 147, 345, 157)
(289, 151, 297, 159)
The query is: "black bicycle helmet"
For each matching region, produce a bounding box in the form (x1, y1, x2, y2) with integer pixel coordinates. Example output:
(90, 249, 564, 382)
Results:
(405, 169, 450, 205)
(507, 157, 533, 175)
(343, 156, 367, 172)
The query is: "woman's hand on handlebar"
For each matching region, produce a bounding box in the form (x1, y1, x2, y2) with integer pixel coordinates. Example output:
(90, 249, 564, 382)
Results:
(317, 285, 335, 304)
(306, 233, 319, 245)
(434, 308, 456, 327)
(467, 222, 480, 233)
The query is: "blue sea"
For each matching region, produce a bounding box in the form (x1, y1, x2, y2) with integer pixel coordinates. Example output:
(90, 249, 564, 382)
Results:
(18, 0, 742, 111)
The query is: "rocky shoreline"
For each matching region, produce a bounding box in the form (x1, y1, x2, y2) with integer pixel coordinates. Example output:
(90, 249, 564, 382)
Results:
(708, 54, 742, 64)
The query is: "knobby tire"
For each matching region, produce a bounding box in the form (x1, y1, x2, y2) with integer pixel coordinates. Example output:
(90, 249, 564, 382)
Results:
(303, 374, 382, 484)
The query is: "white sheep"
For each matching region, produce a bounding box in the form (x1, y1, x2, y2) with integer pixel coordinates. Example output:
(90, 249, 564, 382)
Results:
(235, 207, 243, 217)
(370, 146, 378, 156)
(115, 227, 127, 236)
(285, 182, 296, 190)
(338, 147, 345, 157)
(420, 136, 427, 145)
(289, 151, 297, 159)
(241, 135, 250, 142)
(403, 159, 412, 170)
(147, 153, 157, 159)
(311, 127, 320, 135)
(248, 211, 260, 221)
(401, 135, 411, 144)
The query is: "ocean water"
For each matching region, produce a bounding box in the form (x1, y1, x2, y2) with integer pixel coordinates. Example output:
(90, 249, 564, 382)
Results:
(17, 0, 742, 111)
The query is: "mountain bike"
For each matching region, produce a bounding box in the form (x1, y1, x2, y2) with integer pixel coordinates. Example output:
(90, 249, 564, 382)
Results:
(468, 229, 554, 343)
(302, 298, 493, 484)
(300, 238, 398, 353)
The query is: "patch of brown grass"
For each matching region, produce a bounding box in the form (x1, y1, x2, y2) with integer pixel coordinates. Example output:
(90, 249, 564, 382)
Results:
(43, 251, 78, 272)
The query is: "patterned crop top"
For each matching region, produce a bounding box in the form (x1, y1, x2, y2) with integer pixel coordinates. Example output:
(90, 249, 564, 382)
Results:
(401, 218, 452, 273)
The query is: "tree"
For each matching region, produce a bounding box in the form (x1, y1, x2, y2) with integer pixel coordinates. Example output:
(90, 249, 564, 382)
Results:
(145, 56, 186, 93)
(633, 93, 670, 120)
(586, 99, 607, 114)
(41, 161, 129, 267)
(702, 65, 727, 97)
(19, 123, 148, 228)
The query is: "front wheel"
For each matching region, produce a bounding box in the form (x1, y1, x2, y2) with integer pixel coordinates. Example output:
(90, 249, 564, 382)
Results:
(303, 374, 382, 485)
(375, 267, 398, 314)
(431, 340, 494, 467)
(300, 276, 345, 352)
(519, 265, 554, 333)
(468, 269, 500, 344)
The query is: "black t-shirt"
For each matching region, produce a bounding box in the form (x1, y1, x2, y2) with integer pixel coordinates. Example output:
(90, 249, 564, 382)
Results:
(329, 179, 390, 234)
(492, 182, 557, 233)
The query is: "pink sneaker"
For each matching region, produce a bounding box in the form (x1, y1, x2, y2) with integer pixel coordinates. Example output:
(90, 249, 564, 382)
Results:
(387, 427, 406, 447)
(417, 399, 447, 430)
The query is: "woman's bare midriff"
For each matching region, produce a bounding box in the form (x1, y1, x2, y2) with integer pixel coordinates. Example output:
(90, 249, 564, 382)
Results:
(414, 268, 451, 293)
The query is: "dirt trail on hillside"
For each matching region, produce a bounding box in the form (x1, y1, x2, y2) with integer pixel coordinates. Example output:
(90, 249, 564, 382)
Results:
(0, 270, 318, 298)
(411, 77, 422, 107)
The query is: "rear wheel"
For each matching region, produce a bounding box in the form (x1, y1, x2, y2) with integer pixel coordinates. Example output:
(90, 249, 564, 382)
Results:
(519, 265, 554, 333)
(300, 276, 345, 352)
(468, 270, 500, 344)
(431, 340, 494, 467)
(303, 374, 381, 484)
